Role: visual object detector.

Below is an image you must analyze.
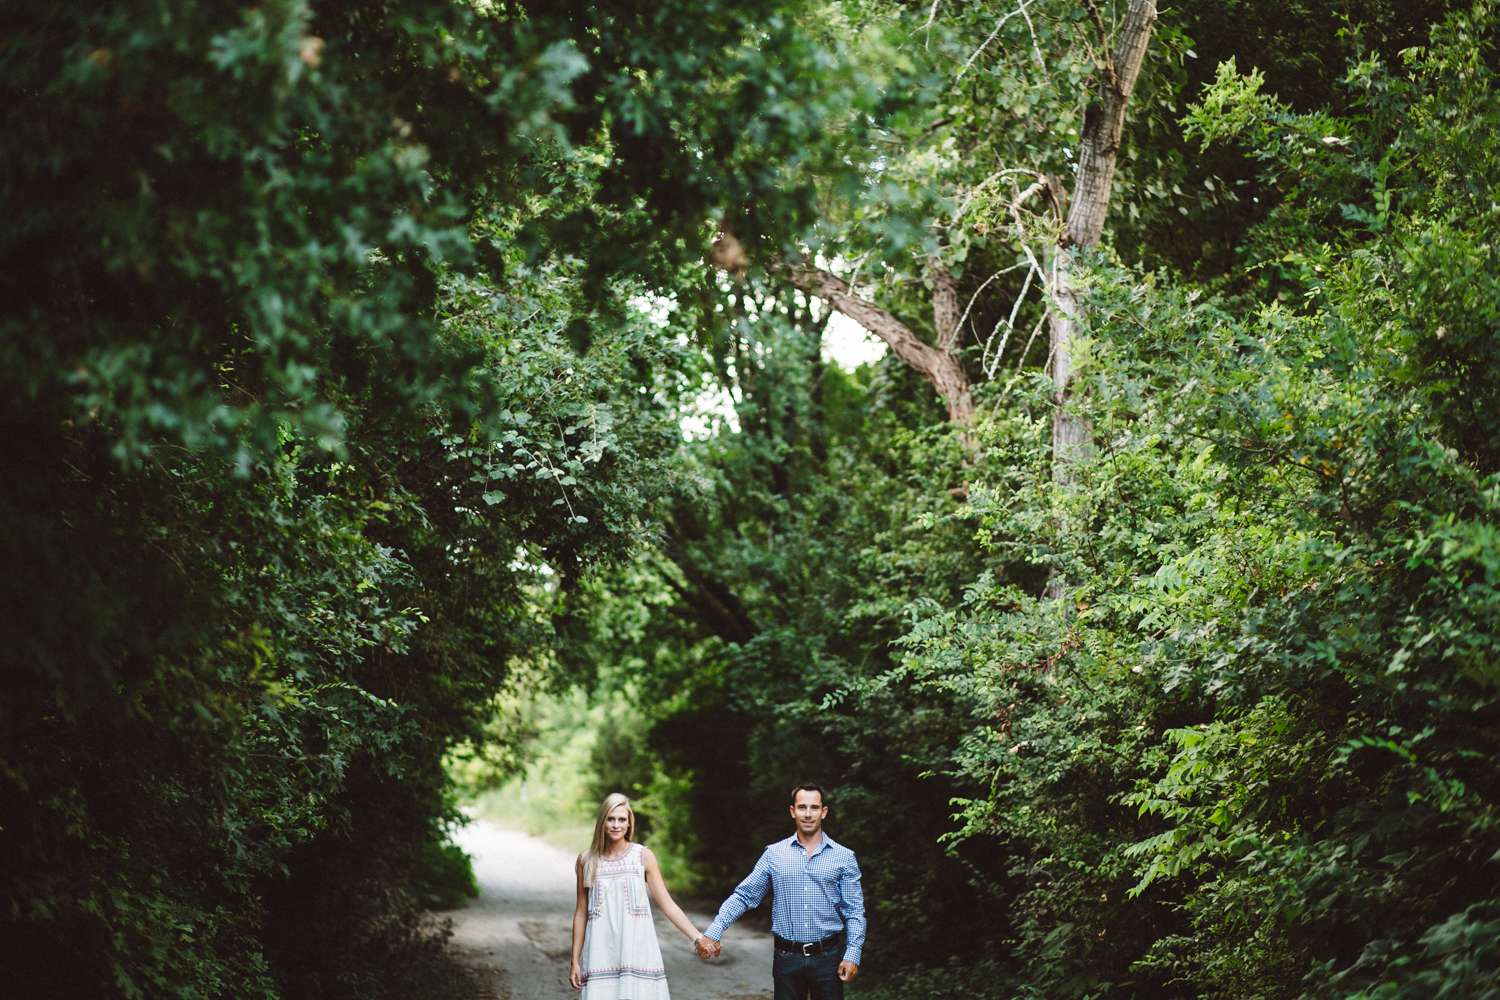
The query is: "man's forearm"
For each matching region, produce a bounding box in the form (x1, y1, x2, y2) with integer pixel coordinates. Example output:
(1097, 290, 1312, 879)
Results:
(704, 891, 751, 940)
(706, 855, 770, 939)
(842, 906, 866, 964)
(841, 870, 866, 964)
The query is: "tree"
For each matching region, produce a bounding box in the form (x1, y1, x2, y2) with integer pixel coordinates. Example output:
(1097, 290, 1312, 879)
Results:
(554, 4, 1484, 999)
(1048, 0, 1158, 472)
(0, 0, 874, 995)
(779, 0, 1158, 452)
(896, 6, 1500, 997)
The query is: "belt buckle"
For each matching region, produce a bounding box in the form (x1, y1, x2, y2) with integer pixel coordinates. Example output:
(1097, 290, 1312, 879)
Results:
(801, 942, 814, 957)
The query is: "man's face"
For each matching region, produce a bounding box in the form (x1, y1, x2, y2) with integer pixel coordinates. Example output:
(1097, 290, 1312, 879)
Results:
(790, 790, 828, 837)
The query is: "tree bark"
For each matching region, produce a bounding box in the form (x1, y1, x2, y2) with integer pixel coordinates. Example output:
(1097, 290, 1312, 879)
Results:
(1041, 0, 1156, 600)
(1064, 1, 1157, 250)
(1049, 0, 1157, 476)
(933, 268, 962, 354)
(789, 265, 973, 424)
(1048, 247, 1091, 474)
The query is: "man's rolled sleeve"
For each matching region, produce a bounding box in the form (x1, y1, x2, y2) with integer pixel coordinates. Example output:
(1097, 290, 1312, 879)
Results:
(838, 856, 866, 965)
(705, 850, 772, 941)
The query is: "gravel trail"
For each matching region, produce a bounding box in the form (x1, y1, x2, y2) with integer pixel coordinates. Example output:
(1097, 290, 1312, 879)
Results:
(449, 822, 772, 1000)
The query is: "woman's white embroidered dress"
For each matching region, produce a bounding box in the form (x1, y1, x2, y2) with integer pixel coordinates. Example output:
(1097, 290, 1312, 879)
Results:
(580, 843, 670, 1000)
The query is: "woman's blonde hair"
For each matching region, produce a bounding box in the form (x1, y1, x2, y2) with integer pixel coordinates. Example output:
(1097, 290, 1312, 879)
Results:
(581, 792, 635, 888)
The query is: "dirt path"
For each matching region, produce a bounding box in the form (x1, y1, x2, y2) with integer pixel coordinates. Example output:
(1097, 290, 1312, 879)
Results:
(449, 822, 773, 1000)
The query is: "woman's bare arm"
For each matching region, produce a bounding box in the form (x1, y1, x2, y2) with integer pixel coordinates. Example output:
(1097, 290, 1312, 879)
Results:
(641, 847, 704, 944)
(569, 856, 589, 989)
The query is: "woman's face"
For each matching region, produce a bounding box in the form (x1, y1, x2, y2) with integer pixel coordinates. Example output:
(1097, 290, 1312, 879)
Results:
(604, 805, 631, 843)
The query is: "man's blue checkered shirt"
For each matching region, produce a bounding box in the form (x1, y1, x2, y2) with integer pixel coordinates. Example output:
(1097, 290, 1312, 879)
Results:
(703, 832, 866, 965)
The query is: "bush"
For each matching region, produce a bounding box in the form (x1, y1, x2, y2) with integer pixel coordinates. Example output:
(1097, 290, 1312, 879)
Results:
(414, 842, 480, 913)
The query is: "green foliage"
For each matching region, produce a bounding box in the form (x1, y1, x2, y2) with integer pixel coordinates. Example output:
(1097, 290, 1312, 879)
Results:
(0, 0, 875, 996)
(550, 275, 1015, 963)
(5, 2, 1497, 1000)
(413, 842, 480, 912)
(546, 6, 1500, 1000)
(887, 7, 1500, 997)
(536, 7, 1492, 998)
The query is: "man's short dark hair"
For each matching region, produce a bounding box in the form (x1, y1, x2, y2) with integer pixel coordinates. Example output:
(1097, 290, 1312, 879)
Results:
(790, 783, 826, 807)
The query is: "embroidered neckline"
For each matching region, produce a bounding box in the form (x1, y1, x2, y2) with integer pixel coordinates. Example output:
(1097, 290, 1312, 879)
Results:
(600, 843, 638, 864)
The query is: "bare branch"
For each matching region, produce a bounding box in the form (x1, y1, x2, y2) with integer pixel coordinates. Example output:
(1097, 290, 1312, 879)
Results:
(787, 264, 973, 424)
(956, 264, 1025, 348)
(924, 0, 943, 45)
(952, 167, 1043, 225)
(957, 0, 1042, 79)
(1012, 176, 1050, 213)
(1017, 0, 1045, 65)
(1008, 311, 1049, 385)
(1081, 0, 1119, 90)
(983, 262, 1039, 376)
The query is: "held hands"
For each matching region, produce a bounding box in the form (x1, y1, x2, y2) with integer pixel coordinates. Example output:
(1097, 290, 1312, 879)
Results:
(838, 961, 859, 983)
(694, 935, 722, 960)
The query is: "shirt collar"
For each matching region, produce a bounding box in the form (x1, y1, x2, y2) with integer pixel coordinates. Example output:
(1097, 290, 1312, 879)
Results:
(783, 831, 837, 854)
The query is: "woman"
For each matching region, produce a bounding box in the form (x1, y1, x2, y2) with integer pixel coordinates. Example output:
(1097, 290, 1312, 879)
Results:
(569, 793, 709, 998)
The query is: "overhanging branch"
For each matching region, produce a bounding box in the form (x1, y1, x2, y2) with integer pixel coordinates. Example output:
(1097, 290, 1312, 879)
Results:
(785, 264, 974, 424)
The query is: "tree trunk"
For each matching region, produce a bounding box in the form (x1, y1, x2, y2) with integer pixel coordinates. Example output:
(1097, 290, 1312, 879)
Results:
(1042, 0, 1157, 600)
(933, 268, 962, 354)
(789, 265, 973, 424)
(1048, 248, 1091, 473)
(1049, 0, 1158, 475)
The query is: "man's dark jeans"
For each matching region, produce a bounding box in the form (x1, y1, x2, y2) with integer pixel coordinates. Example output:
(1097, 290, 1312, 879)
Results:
(773, 947, 843, 1000)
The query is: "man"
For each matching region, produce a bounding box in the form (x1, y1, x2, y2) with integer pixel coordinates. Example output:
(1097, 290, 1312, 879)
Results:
(695, 784, 865, 1000)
